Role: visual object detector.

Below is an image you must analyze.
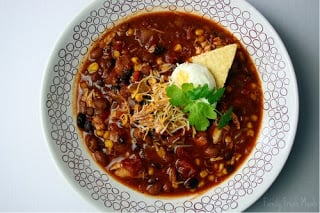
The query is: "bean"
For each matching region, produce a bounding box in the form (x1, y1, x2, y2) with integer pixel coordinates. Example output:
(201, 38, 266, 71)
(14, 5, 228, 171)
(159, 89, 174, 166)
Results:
(76, 112, 94, 132)
(146, 182, 162, 195)
(93, 151, 108, 166)
(153, 44, 166, 55)
(184, 177, 199, 189)
(77, 113, 86, 129)
(224, 150, 234, 160)
(162, 181, 173, 193)
(83, 119, 94, 132)
(94, 98, 109, 114)
(226, 165, 235, 173)
(90, 47, 103, 59)
(85, 135, 99, 152)
(86, 107, 94, 116)
(204, 145, 219, 157)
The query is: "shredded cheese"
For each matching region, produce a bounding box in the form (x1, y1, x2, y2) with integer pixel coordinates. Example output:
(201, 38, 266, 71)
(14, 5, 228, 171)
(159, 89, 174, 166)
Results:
(129, 74, 189, 136)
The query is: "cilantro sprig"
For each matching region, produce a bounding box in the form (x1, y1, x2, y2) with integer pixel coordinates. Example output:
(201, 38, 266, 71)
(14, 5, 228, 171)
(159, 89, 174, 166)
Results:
(166, 83, 232, 131)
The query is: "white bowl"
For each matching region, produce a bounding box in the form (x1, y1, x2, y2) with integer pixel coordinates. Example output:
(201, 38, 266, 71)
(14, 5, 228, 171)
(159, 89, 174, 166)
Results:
(41, 0, 299, 211)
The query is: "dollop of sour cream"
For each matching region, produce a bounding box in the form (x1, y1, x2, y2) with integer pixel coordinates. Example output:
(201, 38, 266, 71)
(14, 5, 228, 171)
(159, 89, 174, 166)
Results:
(171, 63, 216, 89)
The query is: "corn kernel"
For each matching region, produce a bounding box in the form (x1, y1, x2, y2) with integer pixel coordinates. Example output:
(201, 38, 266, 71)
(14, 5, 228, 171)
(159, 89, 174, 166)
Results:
(120, 114, 129, 127)
(195, 158, 201, 166)
(195, 28, 204, 36)
(148, 167, 154, 176)
(222, 168, 228, 175)
(200, 170, 208, 178)
(87, 62, 99, 73)
(131, 57, 140, 64)
(219, 163, 224, 171)
(157, 147, 166, 159)
(251, 115, 258, 122)
(133, 64, 142, 72)
(104, 139, 113, 149)
(135, 93, 144, 102)
(225, 136, 232, 143)
(126, 28, 134, 36)
(196, 36, 205, 42)
(208, 175, 215, 181)
(251, 83, 257, 89)
(96, 130, 104, 137)
(173, 44, 182, 52)
(113, 50, 120, 58)
(80, 81, 88, 88)
(103, 131, 110, 139)
(247, 130, 254, 137)
(134, 104, 141, 112)
(148, 77, 157, 86)
(198, 180, 205, 188)
(156, 57, 163, 65)
(250, 93, 257, 100)
(247, 122, 253, 129)
(172, 182, 179, 189)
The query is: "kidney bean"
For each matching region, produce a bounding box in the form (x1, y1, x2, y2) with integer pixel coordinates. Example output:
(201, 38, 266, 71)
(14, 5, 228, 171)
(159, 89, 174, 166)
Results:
(93, 151, 108, 166)
(90, 47, 103, 59)
(86, 107, 94, 116)
(94, 98, 109, 114)
(146, 182, 162, 195)
(203, 145, 220, 157)
(162, 181, 173, 193)
(101, 57, 115, 75)
(85, 135, 99, 152)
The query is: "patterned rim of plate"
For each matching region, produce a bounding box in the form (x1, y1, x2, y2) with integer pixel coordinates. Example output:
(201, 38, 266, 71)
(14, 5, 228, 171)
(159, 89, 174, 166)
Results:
(40, 0, 299, 212)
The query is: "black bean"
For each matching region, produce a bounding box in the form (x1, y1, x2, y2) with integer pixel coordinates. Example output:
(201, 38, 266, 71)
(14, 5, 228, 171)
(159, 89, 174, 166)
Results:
(226, 165, 235, 173)
(117, 137, 125, 144)
(184, 177, 199, 189)
(224, 150, 234, 160)
(77, 113, 86, 129)
(83, 120, 94, 132)
(153, 44, 166, 55)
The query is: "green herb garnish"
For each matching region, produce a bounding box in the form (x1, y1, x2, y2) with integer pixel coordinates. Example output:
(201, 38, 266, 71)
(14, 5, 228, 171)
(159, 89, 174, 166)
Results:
(166, 83, 232, 131)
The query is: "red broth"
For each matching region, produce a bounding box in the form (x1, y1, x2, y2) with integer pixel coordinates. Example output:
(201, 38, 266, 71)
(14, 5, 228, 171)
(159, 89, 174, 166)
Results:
(75, 11, 263, 196)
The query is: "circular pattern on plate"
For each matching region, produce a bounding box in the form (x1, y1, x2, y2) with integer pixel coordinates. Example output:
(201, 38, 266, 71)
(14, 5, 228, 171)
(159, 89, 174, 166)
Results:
(42, 0, 298, 212)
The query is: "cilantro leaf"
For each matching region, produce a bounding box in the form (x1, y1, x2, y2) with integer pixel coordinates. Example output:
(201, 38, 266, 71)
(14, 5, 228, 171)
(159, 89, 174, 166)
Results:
(187, 84, 211, 100)
(166, 82, 232, 131)
(218, 107, 233, 129)
(185, 102, 213, 131)
(166, 84, 190, 106)
(181, 83, 194, 93)
(207, 88, 225, 104)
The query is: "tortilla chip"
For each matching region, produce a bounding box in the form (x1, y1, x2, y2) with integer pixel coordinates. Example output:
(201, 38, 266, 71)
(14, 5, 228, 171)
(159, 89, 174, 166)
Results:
(191, 44, 237, 88)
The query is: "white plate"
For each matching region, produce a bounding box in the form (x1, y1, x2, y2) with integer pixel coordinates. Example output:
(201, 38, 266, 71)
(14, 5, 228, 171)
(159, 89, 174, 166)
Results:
(41, 0, 299, 211)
